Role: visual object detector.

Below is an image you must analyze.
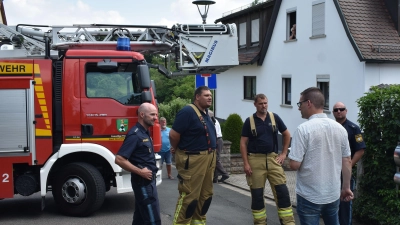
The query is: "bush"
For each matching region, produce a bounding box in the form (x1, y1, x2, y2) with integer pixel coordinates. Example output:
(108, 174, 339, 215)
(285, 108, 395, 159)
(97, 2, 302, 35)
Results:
(353, 84, 400, 225)
(158, 98, 191, 125)
(223, 113, 243, 154)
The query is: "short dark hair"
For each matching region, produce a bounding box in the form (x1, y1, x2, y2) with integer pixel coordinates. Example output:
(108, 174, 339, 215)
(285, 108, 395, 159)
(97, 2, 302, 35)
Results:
(300, 87, 325, 109)
(254, 93, 267, 103)
(194, 86, 211, 101)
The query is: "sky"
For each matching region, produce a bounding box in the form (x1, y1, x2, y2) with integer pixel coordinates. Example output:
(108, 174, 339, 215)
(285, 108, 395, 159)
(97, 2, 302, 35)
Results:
(4, 0, 253, 28)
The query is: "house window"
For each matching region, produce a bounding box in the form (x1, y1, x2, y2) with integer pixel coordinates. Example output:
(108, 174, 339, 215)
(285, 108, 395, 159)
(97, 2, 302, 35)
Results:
(312, 1, 325, 36)
(244, 76, 256, 100)
(317, 75, 330, 110)
(239, 22, 246, 47)
(251, 19, 259, 46)
(287, 8, 297, 40)
(282, 77, 291, 105)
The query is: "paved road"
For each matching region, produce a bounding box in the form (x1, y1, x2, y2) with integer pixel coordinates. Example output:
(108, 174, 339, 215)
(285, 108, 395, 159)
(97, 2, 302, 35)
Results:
(0, 166, 298, 225)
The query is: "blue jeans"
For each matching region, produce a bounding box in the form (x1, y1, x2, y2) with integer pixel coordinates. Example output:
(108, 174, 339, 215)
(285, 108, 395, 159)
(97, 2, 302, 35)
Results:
(158, 151, 172, 165)
(297, 194, 340, 225)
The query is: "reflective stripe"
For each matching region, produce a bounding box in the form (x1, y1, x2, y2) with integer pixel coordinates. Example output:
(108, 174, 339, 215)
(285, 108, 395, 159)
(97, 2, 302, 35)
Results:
(173, 192, 187, 225)
(252, 209, 266, 219)
(190, 219, 205, 225)
(278, 209, 294, 217)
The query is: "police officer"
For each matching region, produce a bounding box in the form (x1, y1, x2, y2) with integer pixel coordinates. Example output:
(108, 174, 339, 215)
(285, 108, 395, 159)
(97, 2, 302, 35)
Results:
(240, 94, 295, 225)
(115, 103, 161, 225)
(333, 102, 366, 225)
(169, 86, 217, 225)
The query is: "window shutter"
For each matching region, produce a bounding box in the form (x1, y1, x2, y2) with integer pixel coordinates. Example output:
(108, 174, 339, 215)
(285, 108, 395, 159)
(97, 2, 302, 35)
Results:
(312, 3, 325, 36)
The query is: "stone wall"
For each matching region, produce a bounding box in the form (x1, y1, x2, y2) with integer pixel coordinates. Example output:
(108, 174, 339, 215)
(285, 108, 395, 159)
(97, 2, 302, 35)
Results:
(220, 140, 232, 173)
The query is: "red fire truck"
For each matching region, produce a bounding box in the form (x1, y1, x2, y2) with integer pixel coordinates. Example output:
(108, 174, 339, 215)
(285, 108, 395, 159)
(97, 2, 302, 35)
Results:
(0, 23, 238, 216)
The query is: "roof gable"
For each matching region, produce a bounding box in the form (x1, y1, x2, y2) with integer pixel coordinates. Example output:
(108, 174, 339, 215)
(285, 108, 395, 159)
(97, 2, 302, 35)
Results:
(336, 0, 400, 62)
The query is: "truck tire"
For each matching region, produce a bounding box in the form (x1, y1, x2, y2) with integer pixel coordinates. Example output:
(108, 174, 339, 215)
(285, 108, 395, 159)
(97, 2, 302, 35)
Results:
(52, 162, 106, 216)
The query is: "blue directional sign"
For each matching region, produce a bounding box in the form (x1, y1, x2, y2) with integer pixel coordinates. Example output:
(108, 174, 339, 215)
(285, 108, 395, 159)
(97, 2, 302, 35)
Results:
(195, 74, 217, 89)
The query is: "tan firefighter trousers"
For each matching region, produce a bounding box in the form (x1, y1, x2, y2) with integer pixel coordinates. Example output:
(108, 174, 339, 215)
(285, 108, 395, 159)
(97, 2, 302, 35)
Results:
(246, 152, 295, 225)
(173, 149, 216, 225)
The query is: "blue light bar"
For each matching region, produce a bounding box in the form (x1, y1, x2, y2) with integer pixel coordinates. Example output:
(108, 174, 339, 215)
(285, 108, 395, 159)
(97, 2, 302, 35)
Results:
(116, 37, 131, 51)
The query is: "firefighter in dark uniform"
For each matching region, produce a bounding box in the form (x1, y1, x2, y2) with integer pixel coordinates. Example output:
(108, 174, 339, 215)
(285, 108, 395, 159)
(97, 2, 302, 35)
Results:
(333, 102, 366, 225)
(169, 86, 217, 225)
(240, 94, 295, 225)
(115, 103, 161, 225)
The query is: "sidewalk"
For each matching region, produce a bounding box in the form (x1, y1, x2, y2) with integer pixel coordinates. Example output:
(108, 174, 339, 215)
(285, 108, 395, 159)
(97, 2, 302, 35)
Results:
(221, 171, 298, 206)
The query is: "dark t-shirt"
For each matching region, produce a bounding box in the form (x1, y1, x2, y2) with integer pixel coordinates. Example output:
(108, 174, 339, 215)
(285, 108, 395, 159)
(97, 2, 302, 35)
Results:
(241, 112, 287, 153)
(116, 122, 158, 172)
(342, 119, 366, 158)
(172, 105, 217, 151)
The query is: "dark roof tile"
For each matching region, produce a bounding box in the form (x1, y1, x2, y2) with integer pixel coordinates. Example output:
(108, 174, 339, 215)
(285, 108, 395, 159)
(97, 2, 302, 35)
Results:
(338, 0, 400, 61)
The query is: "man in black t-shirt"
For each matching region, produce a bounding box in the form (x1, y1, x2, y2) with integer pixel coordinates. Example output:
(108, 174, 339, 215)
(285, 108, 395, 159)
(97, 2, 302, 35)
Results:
(240, 94, 295, 225)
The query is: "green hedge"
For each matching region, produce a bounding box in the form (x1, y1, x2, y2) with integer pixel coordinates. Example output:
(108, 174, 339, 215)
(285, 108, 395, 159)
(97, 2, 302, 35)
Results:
(354, 84, 400, 224)
(158, 98, 191, 125)
(223, 113, 243, 154)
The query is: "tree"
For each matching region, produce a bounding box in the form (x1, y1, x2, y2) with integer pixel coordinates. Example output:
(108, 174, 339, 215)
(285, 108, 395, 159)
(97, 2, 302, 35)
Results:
(223, 113, 244, 153)
(353, 84, 400, 225)
(149, 55, 195, 103)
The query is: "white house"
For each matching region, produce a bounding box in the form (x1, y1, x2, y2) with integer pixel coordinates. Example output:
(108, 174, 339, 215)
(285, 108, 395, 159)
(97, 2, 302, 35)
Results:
(215, 0, 400, 134)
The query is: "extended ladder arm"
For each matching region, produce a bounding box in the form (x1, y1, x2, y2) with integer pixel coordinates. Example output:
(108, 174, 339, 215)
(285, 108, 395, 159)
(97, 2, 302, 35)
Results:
(0, 23, 239, 76)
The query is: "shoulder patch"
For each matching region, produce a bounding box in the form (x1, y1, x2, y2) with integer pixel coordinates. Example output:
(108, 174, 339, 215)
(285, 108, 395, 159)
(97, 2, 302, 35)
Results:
(355, 134, 363, 143)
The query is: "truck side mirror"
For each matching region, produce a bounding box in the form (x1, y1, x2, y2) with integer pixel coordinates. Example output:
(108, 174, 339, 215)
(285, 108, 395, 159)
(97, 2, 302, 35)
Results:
(97, 59, 117, 70)
(141, 91, 152, 103)
(137, 65, 150, 89)
(394, 142, 400, 184)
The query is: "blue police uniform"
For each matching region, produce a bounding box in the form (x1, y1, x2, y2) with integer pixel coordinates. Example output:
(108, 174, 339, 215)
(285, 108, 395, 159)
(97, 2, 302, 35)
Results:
(117, 122, 160, 225)
(339, 119, 366, 225)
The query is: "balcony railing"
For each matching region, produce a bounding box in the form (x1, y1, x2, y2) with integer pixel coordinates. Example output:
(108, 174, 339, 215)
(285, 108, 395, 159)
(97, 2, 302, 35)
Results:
(222, 0, 271, 17)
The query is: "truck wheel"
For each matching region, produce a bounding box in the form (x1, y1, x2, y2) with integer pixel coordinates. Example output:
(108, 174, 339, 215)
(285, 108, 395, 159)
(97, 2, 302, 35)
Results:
(52, 162, 106, 216)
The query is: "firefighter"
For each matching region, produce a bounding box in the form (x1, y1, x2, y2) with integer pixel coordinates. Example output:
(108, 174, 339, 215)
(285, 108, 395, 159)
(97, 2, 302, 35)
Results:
(115, 103, 161, 225)
(169, 86, 217, 225)
(240, 94, 295, 225)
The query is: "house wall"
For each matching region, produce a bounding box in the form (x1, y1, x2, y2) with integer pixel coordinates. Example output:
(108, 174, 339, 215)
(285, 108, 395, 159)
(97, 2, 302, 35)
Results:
(365, 64, 400, 91)
(216, 0, 367, 134)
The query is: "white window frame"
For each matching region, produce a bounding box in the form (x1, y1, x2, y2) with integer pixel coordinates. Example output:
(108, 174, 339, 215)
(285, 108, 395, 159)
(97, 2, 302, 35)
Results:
(312, 0, 325, 37)
(282, 75, 292, 105)
(251, 19, 260, 45)
(317, 75, 330, 110)
(286, 7, 297, 40)
(239, 22, 246, 47)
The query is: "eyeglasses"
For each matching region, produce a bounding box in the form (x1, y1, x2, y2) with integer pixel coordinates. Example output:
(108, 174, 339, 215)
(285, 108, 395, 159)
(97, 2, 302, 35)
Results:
(333, 108, 346, 112)
(297, 99, 309, 108)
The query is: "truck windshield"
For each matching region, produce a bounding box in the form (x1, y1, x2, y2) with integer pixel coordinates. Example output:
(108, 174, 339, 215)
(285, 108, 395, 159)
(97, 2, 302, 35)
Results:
(85, 62, 141, 105)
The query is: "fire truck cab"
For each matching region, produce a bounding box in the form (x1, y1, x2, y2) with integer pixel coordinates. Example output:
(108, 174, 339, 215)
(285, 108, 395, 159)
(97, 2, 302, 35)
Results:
(0, 23, 238, 216)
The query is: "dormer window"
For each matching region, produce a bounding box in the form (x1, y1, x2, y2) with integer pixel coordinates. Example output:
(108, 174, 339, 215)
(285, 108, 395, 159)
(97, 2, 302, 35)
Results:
(251, 19, 259, 46)
(239, 22, 246, 47)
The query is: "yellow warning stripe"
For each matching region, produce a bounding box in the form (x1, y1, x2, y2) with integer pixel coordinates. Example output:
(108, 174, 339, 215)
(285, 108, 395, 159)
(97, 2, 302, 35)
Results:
(65, 137, 126, 141)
